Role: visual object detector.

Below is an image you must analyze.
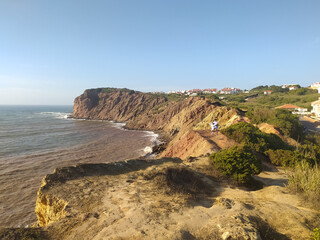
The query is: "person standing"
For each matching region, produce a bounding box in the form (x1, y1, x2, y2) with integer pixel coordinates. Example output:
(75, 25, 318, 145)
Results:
(211, 120, 219, 135)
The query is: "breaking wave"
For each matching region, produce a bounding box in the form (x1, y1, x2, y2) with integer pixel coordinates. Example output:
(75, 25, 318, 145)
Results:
(39, 112, 71, 119)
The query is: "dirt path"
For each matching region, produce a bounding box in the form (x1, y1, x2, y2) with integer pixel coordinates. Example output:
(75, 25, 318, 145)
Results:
(300, 116, 320, 132)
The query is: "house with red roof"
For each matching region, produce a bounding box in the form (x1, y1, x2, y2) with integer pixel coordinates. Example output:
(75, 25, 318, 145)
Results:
(275, 104, 307, 114)
(203, 88, 217, 94)
(220, 88, 240, 94)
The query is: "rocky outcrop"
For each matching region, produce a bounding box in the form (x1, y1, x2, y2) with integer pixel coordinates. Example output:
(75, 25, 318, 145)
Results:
(73, 89, 167, 122)
(35, 192, 68, 227)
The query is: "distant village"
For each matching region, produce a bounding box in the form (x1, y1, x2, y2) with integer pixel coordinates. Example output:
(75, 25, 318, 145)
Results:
(155, 82, 320, 96)
(152, 82, 320, 119)
(163, 84, 305, 96)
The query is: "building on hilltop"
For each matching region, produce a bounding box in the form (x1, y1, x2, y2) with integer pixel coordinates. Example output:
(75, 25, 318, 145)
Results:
(289, 86, 299, 91)
(203, 88, 217, 94)
(220, 88, 240, 94)
(168, 90, 188, 94)
(264, 90, 273, 95)
(311, 98, 320, 117)
(187, 89, 203, 95)
(310, 82, 320, 89)
(282, 84, 300, 90)
(310, 82, 320, 93)
(275, 104, 307, 114)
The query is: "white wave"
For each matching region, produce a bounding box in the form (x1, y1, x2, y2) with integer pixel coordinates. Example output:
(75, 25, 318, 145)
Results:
(143, 146, 153, 154)
(144, 131, 162, 145)
(110, 122, 126, 129)
(39, 112, 71, 119)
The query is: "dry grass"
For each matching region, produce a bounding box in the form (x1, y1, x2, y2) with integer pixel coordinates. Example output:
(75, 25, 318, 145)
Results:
(0, 228, 48, 240)
(287, 161, 320, 209)
(248, 216, 290, 240)
(143, 167, 212, 198)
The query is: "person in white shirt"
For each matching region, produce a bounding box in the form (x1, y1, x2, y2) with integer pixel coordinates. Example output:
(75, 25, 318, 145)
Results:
(210, 120, 219, 135)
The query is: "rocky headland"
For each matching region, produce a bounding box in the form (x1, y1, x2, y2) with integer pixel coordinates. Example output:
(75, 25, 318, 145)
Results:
(72, 88, 244, 159)
(1, 88, 319, 240)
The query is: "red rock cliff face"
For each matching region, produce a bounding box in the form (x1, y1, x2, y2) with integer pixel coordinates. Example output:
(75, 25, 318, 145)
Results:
(73, 89, 218, 134)
(73, 89, 240, 159)
(73, 89, 167, 122)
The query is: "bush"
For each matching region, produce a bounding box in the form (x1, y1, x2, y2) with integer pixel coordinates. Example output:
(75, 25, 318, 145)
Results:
(246, 108, 304, 140)
(221, 122, 287, 153)
(143, 167, 210, 197)
(312, 228, 320, 240)
(245, 107, 275, 124)
(269, 109, 304, 139)
(210, 145, 262, 184)
(265, 149, 302, 167)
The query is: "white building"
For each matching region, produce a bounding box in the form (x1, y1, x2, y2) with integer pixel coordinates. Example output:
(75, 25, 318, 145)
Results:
(289, 86, 299, 91)
(311, 98, 320, 117)
(310, 82, 320, 89)
(220, 87, 240, 94)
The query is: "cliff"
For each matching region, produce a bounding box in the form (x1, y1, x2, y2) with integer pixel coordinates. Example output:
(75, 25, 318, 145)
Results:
(72, 88, 245, 159)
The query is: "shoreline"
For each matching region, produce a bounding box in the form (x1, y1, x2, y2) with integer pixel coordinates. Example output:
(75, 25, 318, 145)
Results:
(71, 116, 168, 159)
(1, 118, 160, 228)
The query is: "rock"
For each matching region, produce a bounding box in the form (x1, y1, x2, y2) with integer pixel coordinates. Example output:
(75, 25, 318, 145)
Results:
(218, 214, 262, 240)
(215, 197, 235, 209)
(35, 192, 68, 226)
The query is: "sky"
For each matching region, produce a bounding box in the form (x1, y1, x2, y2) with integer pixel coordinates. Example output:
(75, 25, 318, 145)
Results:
(0, 0, 320, 105)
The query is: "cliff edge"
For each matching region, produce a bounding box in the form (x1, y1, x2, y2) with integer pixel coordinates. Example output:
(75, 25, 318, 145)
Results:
(27, 157, 318, 240)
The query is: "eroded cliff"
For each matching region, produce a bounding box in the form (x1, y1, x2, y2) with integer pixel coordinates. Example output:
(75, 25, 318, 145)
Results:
(72, 88, 246, 159)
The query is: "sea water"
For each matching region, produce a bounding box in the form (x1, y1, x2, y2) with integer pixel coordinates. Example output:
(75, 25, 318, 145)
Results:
(0, 105, 158, 227)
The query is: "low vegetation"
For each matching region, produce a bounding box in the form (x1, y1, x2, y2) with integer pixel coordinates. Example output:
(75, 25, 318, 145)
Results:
(265, 149, 302, 167)
(221, 122, 288, 153)
(246, 108, 304, 139)
(209, 145, 262, 184)
(143, 167, 210, 197)
(312, 227, 320, 240)
(287, 161, 320, 209)
(95, 87, 137, 93)
(217, 86, 318, 109)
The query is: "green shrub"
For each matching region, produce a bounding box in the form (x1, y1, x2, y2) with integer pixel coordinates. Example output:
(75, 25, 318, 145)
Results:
(210, 145, 262, 184)
(246, 108, 304, 140)
(265, 149, 302, 167)
(245, 107, 275, 124)
(312, 228, 320, 240)
(269, 109, 304, 139)
(298, 144, 320, 166)
(221, 122, 287, 153)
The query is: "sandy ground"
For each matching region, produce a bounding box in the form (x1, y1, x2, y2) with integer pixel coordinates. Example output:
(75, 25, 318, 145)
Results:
(19, 157, 318, 240)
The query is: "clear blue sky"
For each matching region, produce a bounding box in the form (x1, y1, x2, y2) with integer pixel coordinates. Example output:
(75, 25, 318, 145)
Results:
(1, 0, 320, 105)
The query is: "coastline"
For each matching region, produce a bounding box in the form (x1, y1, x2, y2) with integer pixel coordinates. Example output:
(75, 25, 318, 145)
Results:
(0, 117, 160, 228)
(71, 116, 167, 159)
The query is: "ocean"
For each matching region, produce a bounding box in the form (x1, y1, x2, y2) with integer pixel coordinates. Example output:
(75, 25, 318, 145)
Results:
(0, 105, 158, 228)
